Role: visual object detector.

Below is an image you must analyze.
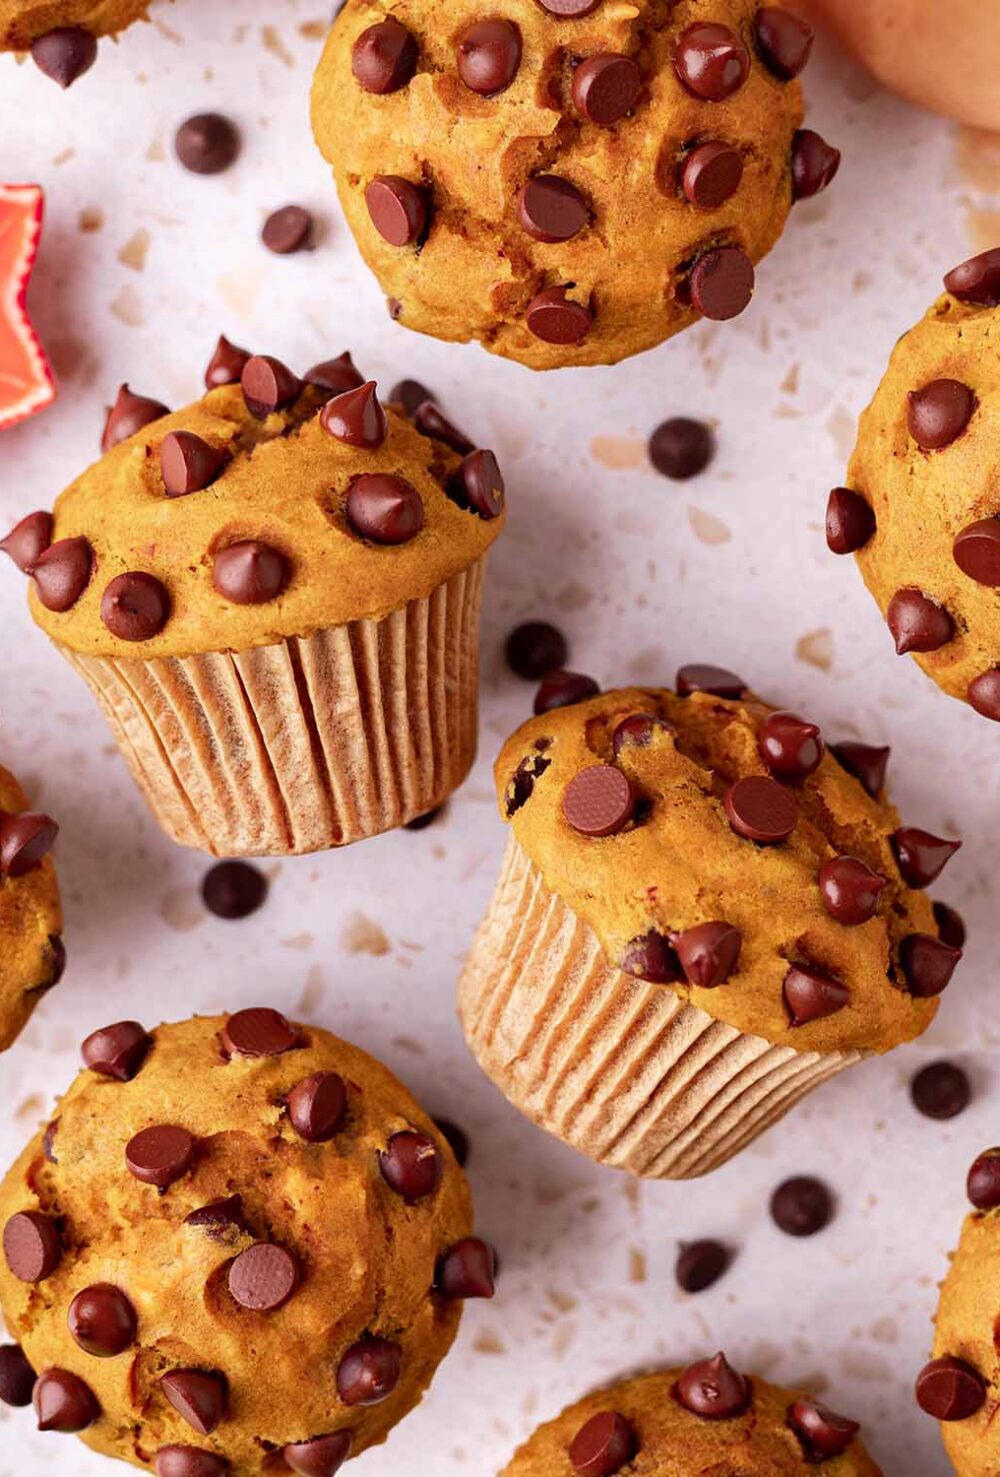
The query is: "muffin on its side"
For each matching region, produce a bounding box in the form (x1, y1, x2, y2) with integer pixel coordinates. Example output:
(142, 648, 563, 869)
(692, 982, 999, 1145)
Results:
(0, 761, 62, 1053)
(460, 671, 961, 1178)
(1, 2, 154, 86)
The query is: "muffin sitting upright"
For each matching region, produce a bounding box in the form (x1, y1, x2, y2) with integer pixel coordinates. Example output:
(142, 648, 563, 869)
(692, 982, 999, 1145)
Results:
(311, 1, 839, 370)
(460, 668, 961, 1178)
(2, 344, 505, 856)
(0, 758, 63, 1053)
(0, 1009, 495, 1475)
(0, 1, 155, 88)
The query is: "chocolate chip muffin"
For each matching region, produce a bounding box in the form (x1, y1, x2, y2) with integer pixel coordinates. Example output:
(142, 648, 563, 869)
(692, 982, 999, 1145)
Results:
(459, 669, 960, 1178)
(1, 2, 152, 87)
(0, 760, 63, 1054)
(311, 0, 839, 370)
(2, 342, 505, 856)
(829, 246, 1000, 722)
(0, 1010, 494, 1475)
(501, 1359, 881, 1474)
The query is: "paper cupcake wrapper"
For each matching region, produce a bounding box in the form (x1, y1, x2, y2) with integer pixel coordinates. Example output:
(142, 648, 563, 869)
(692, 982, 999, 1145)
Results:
(459, 839, 865, 1179)
(60, 561, 485, 857)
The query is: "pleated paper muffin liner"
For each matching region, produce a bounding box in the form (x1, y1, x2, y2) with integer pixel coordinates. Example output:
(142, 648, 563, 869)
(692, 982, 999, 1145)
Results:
(60, 560, 485, 857)
(459, 838, 865, 1180)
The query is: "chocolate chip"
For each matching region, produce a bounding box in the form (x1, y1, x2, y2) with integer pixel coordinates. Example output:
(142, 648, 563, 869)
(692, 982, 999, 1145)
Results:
(892, 827, 961, 888)
(539, 0, 601, 13)
(160, 1370, 228, 1436)
(791, 129, 841, 200)
(933, 901, 966, 950)
(436, 1237, 497, 1298)
(101, 571, 170, 641)
(30, 27, 97, 87)
(507, 751, 548, 815)
(830, 740, 889, 797)
(390, 379, 435, 418)
(287, 1073, 347, 1142)
(456, 19, 522, 94)
(126, 1126, 196, 1188)
(346, 474, 424, 545)
(183, 1196, 248, 1238)
(68, 1283, 136, 1357)
(907, 379, 975, 449)
(433, 1118, 469, 1167)
(102, 384, 170, 451)
(43, 1120, 59, 1164)
(620, 930, 684, 984)
(282, 1433, 353, 1477)
(818, 857, 885, 926)
(506, 622, 568, 680)
(755, 7, 813, 79)
(887, 589, 954, 654)
(954, 517, 1000, 585)
(366, 176, 429, 247)
(968, 668, 1000, 720)
(770, 1175, 833, 1235)
(379, 1130, 442, 1201)
(81, 1020, 151, 1080)
(201, 860, 268, 920)
(572, 53, 641, 125)
(725, 776, 798, 844)
(674, 922, 741, 988)
(568, 1412, 636, 1476)
(3, 1211, 61, 1282)
(915, 1357, 985, 1421)
(758, 711, 823, 780)
(688, 246, 755, 321)
(175, 113, 240, 175)
(0, 511, 52, 572)
(161, 431, 228, 497)
(306, 354, 365, 397)
(205, 335, 251, 390)
(825, 487, 875, 554)
(783, 962, 849, 1025)
(0, 812, 57, 878)
(213, 541, 289, 605)
(525, 287, 593, 344)
(680, 141, 744, 208)
(967, 1148, 1000, 1209)
(675, 1239, 731, 1293)
(649, 417, 714, 479)
(241, 355, 300, 418)
(413, 400, 474, 454)
(352, 18, 418, 94)
(404, 806, 446, 831)
(676, 663, 744, 699)
(154, 1446, 230, 1477)
(262, 205, 314, 255)
(320, 381, 387, 449)
(223, 1007, 299, 1058)
(449, 449, 505, 519)
(45, 935, 67, 989)
(899, 934, 962, 997)
(910, 1060, 970, 1120)
(612, 713, 674, 752)
(0, 1345, 35, 1408)
(33, 1369, 99, 1432)
(673, 24, 749, 101)
(518, 175, 588, 243)
(228, 1243, 298, 1312)
(336, 1337, 402, 1407)
(789, 1401, 859, 1460)
(943, 247, 1000, 306)
(562, 765, 635, 837)
(535, 671, 600, 713)
(675, 1352, 750, 1419)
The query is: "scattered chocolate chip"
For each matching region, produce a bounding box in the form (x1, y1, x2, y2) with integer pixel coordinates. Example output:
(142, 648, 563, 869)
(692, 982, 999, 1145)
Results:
(103, 384, 170, 452)
(306, 353, 365, 397)
(68, 1283, 136, 1357)
(0, 1345, 35, 1408)
(674, 922, 741, 989)
(755, 7, 813, 78)
(673, 23, 749, 101)
(568, 1411, 637, 1476)
(612, 713, 674, 753)
(160, 431, 228, 498)
(649, 417, 714, 479)
(563, 765, 635, 837)
(791, 129, 841, 200)
(953, 517, 1000, 585)
(183, 1195, 248, 1238)
(933, 901, 966, 950)
(789, 1401, 859, 1460)
(205, 335, 251, 390)
(456, 18, 522, 94)
(0, 812, 57, 878)
(783, 962, 849, 1025)
(968, 668, 1000, 720)
(228, 1243, 298, 1312)
(30, 27, 97, 87)
(688, 246, 755, 321)
(175, 113, 240, 175)
(675, 1352, 750, 1419)
(352, 17, 418, 94)
(818, 857, 885, 926)
(34, 1369, 99, 1432)
(899, 934, 962, 997)
(213, 541, 289, 606)
(241, 354, 300, 418)
(535, 671, 600, 713)
(887, 588, 954, 654)
(915, 1357, 985, 1422)
(676, 1239, 731, 1293)
(436, 1238, 497, 1298)
(154, 1446, 230, 1477)
(910, 1060, 970, 1120)
(262, 205, 314, 255)
(81, 1020, 151, 1081)
(3, 1211, 61, 1282)
(282, 1433, 353, 1477)
(346, 474, 424, 544)
(449, 449, 505, 519)
(830, 741, 888, 797)
(621, 930, 683, 984)
(201, 860, 268, 920)
(725, 776, 798, 844)
(413, 400, 474, 454)
(758, 711, 824, 780)
(0, 511, 52, 572)
(676, 663, 745, 699)
(825, 487, 875, 554)
(892, 828, 961, 888)
(517, 175, 588, 243)
(506, 621, 568, 680)
(526, 287, 592, 345)
(160, 1370, 228, 1437)
(389, 379, 435, 418)
(126, 1125, 196, 1189)
(366, 176, 428, 247)
(943, 247, 1000, 307)
(223, 1007, 299, 1058)
(336, 1337, 402, 1407)
(770, 1175, 833, 1236)
(967, 1149, 1000, 1210)
(572, 53, 641, 125)
(320, 381, 387, 449)
(680, 141, 743, 208)
(433, 1118, 469, 1166)
(907, 379, 975, 450)
(287, 1073, 347, 1142)
(379, 1130, 442, 1201)
(101, 571, 170, 641)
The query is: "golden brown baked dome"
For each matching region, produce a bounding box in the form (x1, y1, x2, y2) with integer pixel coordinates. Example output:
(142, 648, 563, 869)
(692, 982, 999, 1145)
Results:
(311, 0, 839, 370)
(0, 761, 63, 1054)
(830, 247, 1000, 722)
(0, 1010, 491, 1475)
(492, 670, 962, 1055)
(500, 1360, 882, 1474)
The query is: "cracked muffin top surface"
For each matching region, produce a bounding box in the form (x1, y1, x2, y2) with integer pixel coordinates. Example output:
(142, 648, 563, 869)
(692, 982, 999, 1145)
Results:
(0, 761, 62, 1055)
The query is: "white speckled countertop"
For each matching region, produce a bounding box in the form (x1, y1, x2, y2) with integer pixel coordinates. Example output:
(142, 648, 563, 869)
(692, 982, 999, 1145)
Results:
(1, 6, 999, 1474)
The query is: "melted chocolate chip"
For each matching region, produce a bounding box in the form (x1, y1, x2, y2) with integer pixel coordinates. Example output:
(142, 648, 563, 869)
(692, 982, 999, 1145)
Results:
(183, 1196, 248, 1239)
(101, 571, 171, 641)
(81, 1020, 151, 1081)
(212, 541, 289, 605)
(31, 536, 93, 612)
(675, 1352, 750, 1419)
(612, 713, 674, 753)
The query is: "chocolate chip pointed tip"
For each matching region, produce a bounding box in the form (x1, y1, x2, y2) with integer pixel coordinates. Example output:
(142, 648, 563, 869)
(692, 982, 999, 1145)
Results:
(436, 1237, 497, 1299)
(30, 27, 97, 87)
(205, 335, 251, 390)
(789, 1400, 859, 1459)
(675, 1351, 750, 1419)
(102, 384, 170, 452)
(791, 130, 840, 200)
(0, 511, 52, 572)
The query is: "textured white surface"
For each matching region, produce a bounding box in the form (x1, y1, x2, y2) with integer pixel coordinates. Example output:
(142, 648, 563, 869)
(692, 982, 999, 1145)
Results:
(0, 6, 996, 1475)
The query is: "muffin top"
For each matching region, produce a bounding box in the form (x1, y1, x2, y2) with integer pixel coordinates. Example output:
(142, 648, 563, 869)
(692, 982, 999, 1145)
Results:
(493, 671, 962, 1055)
(0, 1010, 487, 1475)
(0, 0, 147, 49)
(833, 246, 1000, 720)
(10, 342, 504, 660)
(312, 0, 831, 369)
(0, 761, 62, 1054)
(501, 1360, 881, 1474)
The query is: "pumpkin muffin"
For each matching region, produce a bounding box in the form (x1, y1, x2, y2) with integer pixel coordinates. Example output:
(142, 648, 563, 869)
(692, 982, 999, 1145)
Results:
(1, 2, 154, 87)
(0, 1010, 494, 1475)
(0, 759, 62, 1053)
(1, 342, 505, 856)
(311, 0, 839, 370)
(459, 669, 961, 1178)
(501, 1360, 881, 1474)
